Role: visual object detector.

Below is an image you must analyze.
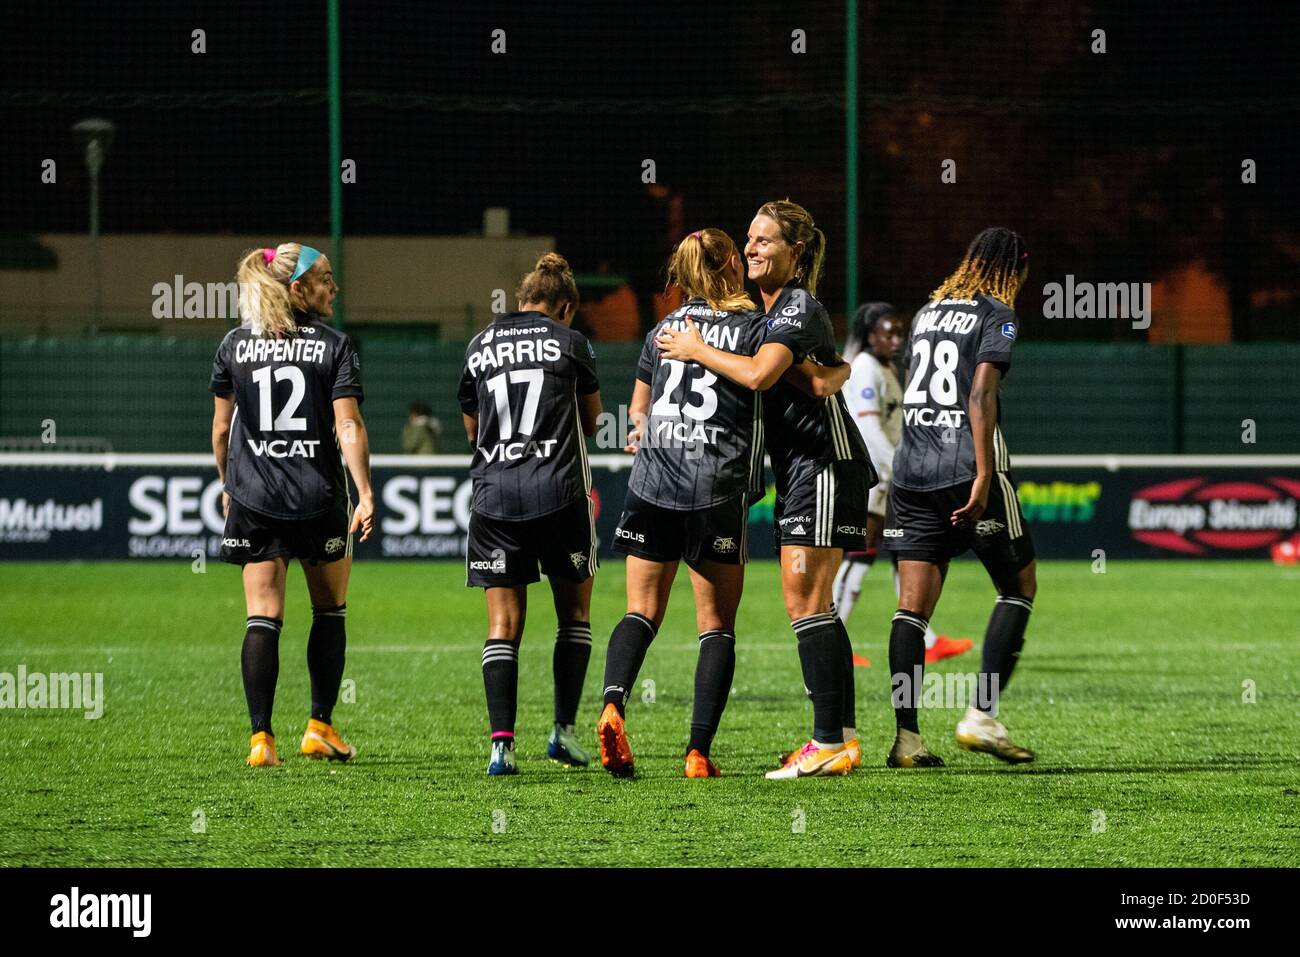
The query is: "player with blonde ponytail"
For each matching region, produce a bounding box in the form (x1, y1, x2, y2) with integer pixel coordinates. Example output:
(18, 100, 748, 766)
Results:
(211, 243, 374, 768)
(658, 200, 876, 779)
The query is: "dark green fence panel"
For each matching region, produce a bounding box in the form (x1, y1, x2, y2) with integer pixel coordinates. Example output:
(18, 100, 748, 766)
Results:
(2, 335, 1293, 455)
(1000, 343, 1178, 454)
(1182, 344, 1300, 454)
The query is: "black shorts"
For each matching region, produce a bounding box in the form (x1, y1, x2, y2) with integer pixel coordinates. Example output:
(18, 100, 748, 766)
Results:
(774, 460, 871, 550)
(220, 497, 352, 565)
(883, 472, 1036, 581)
(465, 497, 598, 588)
(612, 491, 748, 566)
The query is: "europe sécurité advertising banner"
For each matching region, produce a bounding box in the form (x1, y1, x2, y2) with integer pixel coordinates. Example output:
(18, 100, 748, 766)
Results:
(1, 460, 1297, 562)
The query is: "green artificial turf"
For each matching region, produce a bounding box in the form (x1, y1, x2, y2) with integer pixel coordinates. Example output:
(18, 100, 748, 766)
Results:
(0, 560, 1295, 867)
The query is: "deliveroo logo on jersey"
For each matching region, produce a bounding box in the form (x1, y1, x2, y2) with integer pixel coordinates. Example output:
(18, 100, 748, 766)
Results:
(1001, 322, 1017, 340)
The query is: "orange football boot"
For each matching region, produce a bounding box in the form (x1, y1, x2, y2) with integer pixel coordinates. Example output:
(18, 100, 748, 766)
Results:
(300, 718, 357, 762)
(925, 635, 974, 664)
(596, 703, 635, 777)
(684, 749, 721, 778)
(247, 731, 282, 767)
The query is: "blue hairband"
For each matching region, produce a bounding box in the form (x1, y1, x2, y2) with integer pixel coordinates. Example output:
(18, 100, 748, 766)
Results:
(289, 246, 323, 283)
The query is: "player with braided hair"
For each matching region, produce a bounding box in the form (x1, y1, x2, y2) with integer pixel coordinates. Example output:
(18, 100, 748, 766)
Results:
(882, 227, 1037, 769)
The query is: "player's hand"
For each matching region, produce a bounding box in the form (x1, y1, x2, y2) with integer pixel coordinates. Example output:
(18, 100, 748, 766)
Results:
(222, 491, 230, 517)
(624, 411, 647, 453)
(350, 493, 375, 542)
(655, 318, 703, 361)
(951, 477, 989, 527)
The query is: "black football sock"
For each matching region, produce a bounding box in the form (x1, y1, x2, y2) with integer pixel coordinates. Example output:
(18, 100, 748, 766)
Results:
(553, 620, 593, 728)
(482, 639, 519, 739)
(979, 595, 1033, 714)
(241, 616, 282, 736)
(889, 610, 929, 734)
(601, 613, 657, 716)
(793, 612, 845, 746)
(833, 615, 857, 735)
(307, 604, 347, 725)
(687, 630, 736, 757)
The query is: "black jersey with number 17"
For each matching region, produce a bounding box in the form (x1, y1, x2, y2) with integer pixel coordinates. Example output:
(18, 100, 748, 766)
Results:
(628, 298, 767, 510)
(760, 285, 874, 493)
(457, 310, 599, 521)
(209, 317, 363, 520)
(892, 293, 1018, 491)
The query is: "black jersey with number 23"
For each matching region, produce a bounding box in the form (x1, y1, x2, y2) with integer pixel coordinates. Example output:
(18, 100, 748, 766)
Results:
(629, 299, 766, 510)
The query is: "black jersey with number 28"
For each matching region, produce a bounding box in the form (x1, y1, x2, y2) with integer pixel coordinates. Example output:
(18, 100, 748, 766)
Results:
(458, 310, 599, 521)
(629, 299, 767, 510)
(892, 293, 1018, 492)
(209, 317, 364, 520)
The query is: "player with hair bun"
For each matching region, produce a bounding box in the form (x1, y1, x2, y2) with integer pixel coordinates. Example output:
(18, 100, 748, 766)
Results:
(458, 252, 603, 776)
(211, 243, 374, 768)
(883, 226, 1037, 769)
(657, 199, 876, 780)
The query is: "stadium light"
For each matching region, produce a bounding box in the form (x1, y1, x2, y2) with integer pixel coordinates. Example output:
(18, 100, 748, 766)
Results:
(71, 117, 115, 328)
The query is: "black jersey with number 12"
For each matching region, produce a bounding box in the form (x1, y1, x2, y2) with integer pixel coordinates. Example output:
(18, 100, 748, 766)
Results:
(458, 310, 599, 520)
(629, 299, 767, 510)
(209, 317, 364, 520)
(892, 293, 1018, 491)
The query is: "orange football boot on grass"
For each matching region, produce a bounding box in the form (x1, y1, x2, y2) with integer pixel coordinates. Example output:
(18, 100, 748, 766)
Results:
(684, 749, 721, 778)
(247, 731, 282, 767)
(597, 703, 635, 777)
(300, 718, 357, 762)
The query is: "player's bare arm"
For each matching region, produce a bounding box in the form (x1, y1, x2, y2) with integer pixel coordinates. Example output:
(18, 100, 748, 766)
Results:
(656, 320, 793, 391)
(625, 378, 651, 452)
(211, 393, 234, 516)
(462, 411, 478, 446)
(952, 361, 1001, 526)
(577, 389, 603, 437)
(333, 396, 375, 542)
(782, 354, 851, 397)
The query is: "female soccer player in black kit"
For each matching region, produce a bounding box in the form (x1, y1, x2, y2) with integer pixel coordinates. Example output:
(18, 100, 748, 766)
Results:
(882, 227, 1037, 768)
(210, 244, 375, 767)
(598, 227, 845, 779)
(658, 200, 876, 780)
(458, 253, 603, 776)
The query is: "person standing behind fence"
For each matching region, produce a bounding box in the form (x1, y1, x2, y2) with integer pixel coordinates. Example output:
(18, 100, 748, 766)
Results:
(401, 401, 441, 454)
(457, 252, 603, 776)
(210, 243, 375, 768)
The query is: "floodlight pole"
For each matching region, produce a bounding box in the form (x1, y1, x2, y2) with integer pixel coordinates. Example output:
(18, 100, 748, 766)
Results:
(73, 118, 114, 329)
(328, 0, 345, 329)
(845, 0, 860, 315)
(89, 151, 101, 326)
